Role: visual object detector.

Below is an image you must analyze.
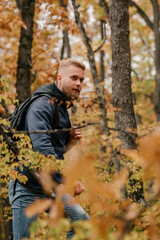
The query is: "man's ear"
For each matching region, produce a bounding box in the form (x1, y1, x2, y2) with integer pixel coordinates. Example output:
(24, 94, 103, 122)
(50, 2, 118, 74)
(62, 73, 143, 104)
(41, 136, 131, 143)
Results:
(57, 75, 61, 87)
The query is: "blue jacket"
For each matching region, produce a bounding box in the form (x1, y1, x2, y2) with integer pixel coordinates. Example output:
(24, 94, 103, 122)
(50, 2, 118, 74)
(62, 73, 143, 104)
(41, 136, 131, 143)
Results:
(16, 83, 72, 192)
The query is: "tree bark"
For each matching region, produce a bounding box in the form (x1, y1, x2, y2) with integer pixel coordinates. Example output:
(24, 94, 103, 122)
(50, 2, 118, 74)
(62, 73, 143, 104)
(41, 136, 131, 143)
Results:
(109, 0, 137, 149)
(16, 0, 35, 104)
(152, 0, 160, 121)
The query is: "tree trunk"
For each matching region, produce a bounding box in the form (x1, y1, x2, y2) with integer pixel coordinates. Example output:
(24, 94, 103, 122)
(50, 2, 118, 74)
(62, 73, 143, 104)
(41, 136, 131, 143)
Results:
(16, 0, 35, 104)
(109, 0, 137, 149)
(152, 0, 160, 121)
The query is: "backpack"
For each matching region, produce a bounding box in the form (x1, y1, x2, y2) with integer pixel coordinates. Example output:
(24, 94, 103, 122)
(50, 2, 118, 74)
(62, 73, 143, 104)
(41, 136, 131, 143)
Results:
(3, 82, 69, 155)
(2, 92, 58, 156)
(8, 93, 59, 131)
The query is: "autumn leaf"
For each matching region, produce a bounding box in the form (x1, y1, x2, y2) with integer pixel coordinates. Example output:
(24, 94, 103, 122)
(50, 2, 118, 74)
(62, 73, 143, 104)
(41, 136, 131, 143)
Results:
(125, 203, 139, 221)
(49, 198, 64, 226)
(25, 198, 53, 218)
(37, 171, 58, 195)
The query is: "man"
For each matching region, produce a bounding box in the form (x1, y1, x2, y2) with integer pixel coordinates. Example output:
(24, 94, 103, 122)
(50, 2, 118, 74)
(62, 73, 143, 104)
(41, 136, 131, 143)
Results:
(8, 58, 90, 240)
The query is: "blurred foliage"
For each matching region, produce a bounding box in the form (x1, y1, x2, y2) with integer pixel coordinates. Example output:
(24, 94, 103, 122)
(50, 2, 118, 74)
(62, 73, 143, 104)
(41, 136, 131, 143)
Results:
(1, 77, 160, 239)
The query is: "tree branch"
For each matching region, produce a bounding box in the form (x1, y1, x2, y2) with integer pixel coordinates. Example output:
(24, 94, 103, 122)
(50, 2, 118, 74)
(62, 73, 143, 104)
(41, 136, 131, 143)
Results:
(130, 0, 154, 31)
(99, 0, 109, 18)
(5, 122, 137, 140)
(60, 0, 71, 59)
(6, 122, 99, 135)
(150, 0, 153, 6)
(16, 0, 22, 9)
(93, 22, 107, 53)
(137, 28, 154, 58)
(60, 29, 71, 59)
(71, 0, 109, 135)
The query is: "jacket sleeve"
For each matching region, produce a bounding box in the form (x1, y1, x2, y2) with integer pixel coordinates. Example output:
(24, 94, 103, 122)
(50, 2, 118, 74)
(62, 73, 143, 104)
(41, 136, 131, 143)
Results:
(25, 97, 59, 159)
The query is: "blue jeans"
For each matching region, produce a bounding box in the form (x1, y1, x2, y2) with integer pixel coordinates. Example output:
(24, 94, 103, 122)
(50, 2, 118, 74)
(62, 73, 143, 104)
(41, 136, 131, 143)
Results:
(8, 179, 90, 240)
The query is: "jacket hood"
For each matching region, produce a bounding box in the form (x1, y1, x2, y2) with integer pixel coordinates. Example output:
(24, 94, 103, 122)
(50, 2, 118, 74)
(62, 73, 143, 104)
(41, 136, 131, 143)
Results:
(33, 83, 73, 108)
(33, 83, 64, 99)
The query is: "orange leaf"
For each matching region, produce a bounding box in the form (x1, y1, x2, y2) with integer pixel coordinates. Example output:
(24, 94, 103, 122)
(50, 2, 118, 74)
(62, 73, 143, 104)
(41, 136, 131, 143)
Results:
(25, 198, 53, 217)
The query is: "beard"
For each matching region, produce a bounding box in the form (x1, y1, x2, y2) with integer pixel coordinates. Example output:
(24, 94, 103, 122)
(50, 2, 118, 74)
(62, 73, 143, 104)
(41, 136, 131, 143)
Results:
(62, 87, 80, 100)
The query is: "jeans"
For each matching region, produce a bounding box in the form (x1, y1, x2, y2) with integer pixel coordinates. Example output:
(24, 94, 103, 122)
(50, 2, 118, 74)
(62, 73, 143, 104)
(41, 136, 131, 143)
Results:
(8, 179, 90, 240)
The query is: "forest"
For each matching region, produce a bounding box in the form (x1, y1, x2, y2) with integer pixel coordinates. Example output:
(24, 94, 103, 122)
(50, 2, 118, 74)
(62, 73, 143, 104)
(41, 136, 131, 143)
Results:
(1, 0, 160, 239)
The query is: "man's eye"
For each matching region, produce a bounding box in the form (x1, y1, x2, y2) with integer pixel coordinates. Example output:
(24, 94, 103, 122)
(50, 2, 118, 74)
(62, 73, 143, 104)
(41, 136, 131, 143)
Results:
(80, 79, 84, 83)
(71, 76, 77, 80)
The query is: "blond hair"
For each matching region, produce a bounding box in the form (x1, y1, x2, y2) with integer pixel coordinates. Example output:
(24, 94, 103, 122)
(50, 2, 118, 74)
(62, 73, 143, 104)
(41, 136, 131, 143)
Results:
(58, 58, 86, 72)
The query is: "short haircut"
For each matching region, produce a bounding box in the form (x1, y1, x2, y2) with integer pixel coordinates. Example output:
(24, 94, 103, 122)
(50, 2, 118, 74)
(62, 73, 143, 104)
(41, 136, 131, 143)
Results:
(58, 58, 86, 72)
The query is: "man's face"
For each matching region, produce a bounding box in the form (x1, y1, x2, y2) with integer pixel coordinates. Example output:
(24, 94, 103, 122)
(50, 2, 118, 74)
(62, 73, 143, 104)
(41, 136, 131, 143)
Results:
(57, 65, 85, 100)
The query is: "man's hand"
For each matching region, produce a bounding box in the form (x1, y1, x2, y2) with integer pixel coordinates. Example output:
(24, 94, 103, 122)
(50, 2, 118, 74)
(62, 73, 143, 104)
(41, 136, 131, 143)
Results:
(65, 126, 82, 152)
(70, 126, 82, 143)
(73, 181, 85, 197)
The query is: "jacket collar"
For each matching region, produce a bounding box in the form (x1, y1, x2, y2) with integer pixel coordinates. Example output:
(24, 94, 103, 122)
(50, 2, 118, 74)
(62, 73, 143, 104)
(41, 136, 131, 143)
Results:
(33, 83, 73, 109)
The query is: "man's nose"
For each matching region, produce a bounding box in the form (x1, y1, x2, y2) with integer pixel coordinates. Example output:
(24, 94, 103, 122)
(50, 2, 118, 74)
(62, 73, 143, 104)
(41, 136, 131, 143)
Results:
(75, 79, 81, 86)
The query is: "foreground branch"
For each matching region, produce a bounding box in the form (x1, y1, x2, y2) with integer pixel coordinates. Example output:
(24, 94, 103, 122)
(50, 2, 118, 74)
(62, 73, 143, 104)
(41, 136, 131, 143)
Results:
(3, 122, 137, 140)
(7, 122, 99, 135)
